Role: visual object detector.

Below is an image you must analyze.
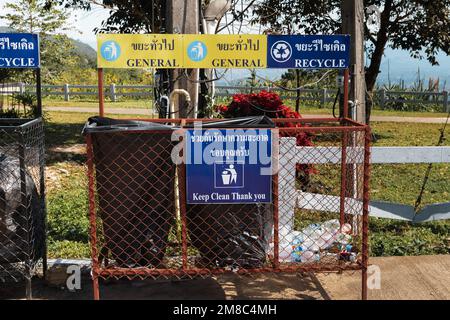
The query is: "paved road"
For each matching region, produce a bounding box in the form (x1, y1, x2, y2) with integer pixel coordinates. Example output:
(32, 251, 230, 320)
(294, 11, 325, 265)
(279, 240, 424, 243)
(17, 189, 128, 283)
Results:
(44, 106, 450, 123)
(2, 255, 449, 300)
(318, 255, 450, 300)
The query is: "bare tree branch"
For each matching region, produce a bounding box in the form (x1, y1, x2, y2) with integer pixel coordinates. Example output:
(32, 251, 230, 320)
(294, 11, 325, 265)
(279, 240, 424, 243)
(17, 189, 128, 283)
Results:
(216, 0, 258, 33)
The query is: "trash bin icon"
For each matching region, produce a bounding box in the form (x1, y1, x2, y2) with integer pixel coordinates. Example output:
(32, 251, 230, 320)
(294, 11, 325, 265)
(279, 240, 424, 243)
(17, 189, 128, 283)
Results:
(221, 170, 231, 185)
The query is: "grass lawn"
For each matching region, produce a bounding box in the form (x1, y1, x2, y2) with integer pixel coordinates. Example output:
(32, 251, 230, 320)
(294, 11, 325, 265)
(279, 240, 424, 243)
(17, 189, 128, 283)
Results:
(43, 97, 450, 118)
(43, 111, 450, 258)
(296, 106, 450, 118)
(43, 98, 153, 109)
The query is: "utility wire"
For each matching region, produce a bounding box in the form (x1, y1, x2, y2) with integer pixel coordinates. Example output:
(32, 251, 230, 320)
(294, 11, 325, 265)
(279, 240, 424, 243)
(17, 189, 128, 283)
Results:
(332, 87, 341, 118)
(414, 105, 450, 211)
(183, 69, 229, 84)
(253, 70, 334, 92)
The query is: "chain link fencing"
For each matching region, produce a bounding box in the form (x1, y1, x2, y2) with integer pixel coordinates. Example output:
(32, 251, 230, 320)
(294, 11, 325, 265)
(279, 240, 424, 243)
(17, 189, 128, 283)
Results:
(85, 118, 370, 299)
(0, 118, 46, 298)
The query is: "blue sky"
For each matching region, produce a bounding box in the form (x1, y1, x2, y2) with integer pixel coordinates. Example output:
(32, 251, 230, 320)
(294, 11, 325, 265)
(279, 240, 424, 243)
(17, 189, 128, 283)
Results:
(0, 0, 110, 48)
(1, 0, 448, 88)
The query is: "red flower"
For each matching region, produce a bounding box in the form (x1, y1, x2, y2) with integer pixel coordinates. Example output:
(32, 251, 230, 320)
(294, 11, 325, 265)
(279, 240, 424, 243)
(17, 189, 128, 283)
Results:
(216, 90, 315, 179)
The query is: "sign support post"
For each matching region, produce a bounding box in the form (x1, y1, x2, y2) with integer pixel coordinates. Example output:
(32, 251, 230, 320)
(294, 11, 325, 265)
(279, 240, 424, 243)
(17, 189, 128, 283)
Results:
(35, 68, 42, 117)
(343, 68, 350, 119)
(342, 0, 366, 123)
(98, 68, 105, 117)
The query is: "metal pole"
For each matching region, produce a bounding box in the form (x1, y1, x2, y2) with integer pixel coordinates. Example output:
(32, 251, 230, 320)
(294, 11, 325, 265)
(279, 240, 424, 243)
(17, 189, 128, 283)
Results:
(39, 120, 47, 280)
(341, 0, 366, 123)
(343, 68, 350, 118)
(273, 171, 280, 269)
(339, 130, 348, 226)
(340, 69, 350, 226)
(176, 127, 189, 270)
(36, 68, 42, 117)
(167, 0, 199, 118)
(18, 132, 32, 299)
(361, 126, 371, 300)
(179, 163, 188, 270)
(87, 134, 100, 300)
(98, 68, 105, 117)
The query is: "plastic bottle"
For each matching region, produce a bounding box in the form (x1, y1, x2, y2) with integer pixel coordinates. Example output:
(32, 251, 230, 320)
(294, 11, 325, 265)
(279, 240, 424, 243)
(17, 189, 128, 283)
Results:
(336, 233, 352, 245)
(301, 238, 320, 252)
(291, 239, 303, 262)
(317, 230, 336, 250)
(312, 219, 340, 250)
(272, 226, 294, 262)
(300, 250, 320, 263)
(322, 219, 340, 232)
(300, 223, 322, 239)
(341, 223, 352, 234)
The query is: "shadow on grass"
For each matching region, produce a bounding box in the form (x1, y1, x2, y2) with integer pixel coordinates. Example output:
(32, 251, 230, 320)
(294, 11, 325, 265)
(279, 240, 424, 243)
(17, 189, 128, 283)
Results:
(44, 122, 86, 166)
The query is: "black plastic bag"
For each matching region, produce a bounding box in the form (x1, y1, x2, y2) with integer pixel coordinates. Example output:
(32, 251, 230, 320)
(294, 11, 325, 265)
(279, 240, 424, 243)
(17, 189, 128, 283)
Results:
(83, 117, 177, 267)
(187, 203, 273, 269)
(0, 154, 43, 263)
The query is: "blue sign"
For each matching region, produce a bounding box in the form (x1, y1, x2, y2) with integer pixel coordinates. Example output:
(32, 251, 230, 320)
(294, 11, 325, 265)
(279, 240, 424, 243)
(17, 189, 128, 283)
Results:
(0, 33, 40, 68)
(100, 40, 121, 62)
(187, 41, 207, 62)
(186, 129, 272, 204)
(267, 35, 350, 69)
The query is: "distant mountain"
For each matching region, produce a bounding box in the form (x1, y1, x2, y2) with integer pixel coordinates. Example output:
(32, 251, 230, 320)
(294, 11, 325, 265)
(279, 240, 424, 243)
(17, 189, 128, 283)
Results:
(218, 49, 450, 90)
(72, 39, 97, 65)
(0, 26, 97, 66)
(216, 69, 284, 85)
(376, 48, 450, 90)
(2, 26, 448, 89)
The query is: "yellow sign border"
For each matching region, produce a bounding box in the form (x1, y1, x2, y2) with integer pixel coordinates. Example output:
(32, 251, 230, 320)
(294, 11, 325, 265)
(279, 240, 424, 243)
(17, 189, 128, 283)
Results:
(97, 34, 268, 69)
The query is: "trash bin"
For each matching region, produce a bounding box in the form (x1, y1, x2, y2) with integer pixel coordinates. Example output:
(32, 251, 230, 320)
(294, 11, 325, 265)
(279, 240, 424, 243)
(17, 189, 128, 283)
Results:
(83, 117, 177, 268)
(0, 118, 46, 288)
(185, 116, 275, 269)
(0, 154, 42, 264)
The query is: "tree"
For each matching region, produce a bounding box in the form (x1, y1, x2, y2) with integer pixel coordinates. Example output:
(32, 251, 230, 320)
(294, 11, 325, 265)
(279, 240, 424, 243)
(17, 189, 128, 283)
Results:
(247, 0, 450, 120)
(1, 0, 79, 83)
(59, 1, 450, 119)
(60, 0, 164, 33)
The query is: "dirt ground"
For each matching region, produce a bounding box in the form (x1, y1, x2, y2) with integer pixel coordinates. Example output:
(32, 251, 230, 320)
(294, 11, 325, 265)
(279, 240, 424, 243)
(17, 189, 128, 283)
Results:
(1, 273, 328, 300)
(1, 255, 449, 300)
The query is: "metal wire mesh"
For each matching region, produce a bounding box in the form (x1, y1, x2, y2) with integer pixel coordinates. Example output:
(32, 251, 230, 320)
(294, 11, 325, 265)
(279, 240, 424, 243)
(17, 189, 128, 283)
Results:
(0, 118, 46, 288)
(276, 121, 367, 272)
(0, 80, 37, 118)
(86, 118, 370, 299)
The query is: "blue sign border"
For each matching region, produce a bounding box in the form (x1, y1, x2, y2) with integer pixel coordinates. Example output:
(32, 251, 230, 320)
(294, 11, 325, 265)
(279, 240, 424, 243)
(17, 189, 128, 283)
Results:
(0, 33, 40, 69)
(185, 129, 273, 204)
(267, 35, 350, 69)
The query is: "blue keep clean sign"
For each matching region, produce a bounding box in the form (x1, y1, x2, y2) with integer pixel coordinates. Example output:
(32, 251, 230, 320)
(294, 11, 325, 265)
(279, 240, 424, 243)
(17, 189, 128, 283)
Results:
(267, 35, 350, 69)
(0, 33, 40, 68)
(186, 129, 272, 204)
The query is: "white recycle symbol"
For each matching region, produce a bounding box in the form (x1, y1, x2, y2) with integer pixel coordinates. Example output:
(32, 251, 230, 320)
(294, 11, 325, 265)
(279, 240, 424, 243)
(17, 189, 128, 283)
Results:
(270, 41, 292, 63)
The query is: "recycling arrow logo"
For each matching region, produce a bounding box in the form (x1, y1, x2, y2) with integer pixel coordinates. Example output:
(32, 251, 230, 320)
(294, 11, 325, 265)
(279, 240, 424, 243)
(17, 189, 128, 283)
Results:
(270, 40, 292, 63)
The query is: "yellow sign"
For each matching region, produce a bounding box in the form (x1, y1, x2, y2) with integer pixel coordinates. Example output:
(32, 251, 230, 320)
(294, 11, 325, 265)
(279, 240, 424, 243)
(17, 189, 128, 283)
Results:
(183, 34, 267, 68)
(97, 34, 267, 69)
(97, 34, 183, 69)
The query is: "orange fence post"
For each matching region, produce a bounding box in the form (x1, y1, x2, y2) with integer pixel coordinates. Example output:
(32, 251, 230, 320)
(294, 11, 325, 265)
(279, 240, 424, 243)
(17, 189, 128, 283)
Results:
(98, 68, 105, 117)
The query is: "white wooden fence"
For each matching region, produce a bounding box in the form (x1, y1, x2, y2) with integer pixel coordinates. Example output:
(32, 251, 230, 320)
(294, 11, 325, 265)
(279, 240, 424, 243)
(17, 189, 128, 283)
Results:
(280, 137, 450, 223)
(1, 83, 448, 111)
